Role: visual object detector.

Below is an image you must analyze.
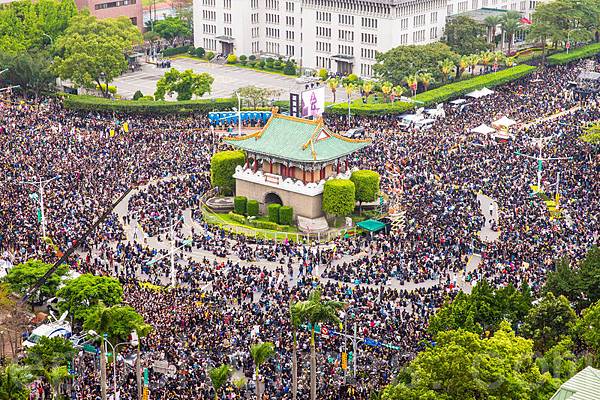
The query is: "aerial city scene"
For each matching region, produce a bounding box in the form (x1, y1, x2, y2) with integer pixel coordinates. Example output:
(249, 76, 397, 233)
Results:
(0, 0, 599, 398)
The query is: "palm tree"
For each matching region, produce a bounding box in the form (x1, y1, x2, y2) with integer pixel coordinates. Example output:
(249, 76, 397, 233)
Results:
(417, 72, 434, 92)
(391, 85, 405, 103)
(484, 15, 502, 47)
(501, 12, 522, 55)
(250, 342, 276, 400)
(527, 19, 553, 65)
(504, 56, 516, 68)
(404, 74, 418, 97)
(467, 54, 480, 75)
(209, 364, 233, 400)
(362, 80, 374, 102)
(438, 58, 454, 82)
(47, 366, 69, 400)
(380, 81, 392, 102)
(343, 82, 357, 101)
(0, 364, 33, 400)
(480, 51, 493, 72)
(297, 288, 345, 400)
(492, 51, 505, 71)
(457, 55, 469, 78)
(326, 78, 339, 103)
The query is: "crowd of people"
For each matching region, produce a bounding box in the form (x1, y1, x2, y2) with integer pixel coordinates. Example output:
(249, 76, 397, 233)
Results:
(0, 58, 599, 399)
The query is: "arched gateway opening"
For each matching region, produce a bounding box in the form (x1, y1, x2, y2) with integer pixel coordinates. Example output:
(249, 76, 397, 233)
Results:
(264, 192, 283, 205)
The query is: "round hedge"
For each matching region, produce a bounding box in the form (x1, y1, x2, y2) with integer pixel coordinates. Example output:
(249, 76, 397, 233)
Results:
(210, 150, 245, 195)
(234, 196, 247, 215)
(350, 170, 381, 203)
(267, 203, 281, 224)
(279, 206, 293, 225)
(247, 200, 259, 217)
(322, 179, 355, 217)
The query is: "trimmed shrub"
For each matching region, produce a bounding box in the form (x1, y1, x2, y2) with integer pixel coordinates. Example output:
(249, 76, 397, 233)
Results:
(239, 55, 247, 62)
(283, 61, 296, 75)
(138, 95, 154, 101)
(252, 220, 278, 230)
(273, 60, 282, 69)
(318, 68, 328, 80)
(322, 179, 355, 218)
(350, 170, 381, 204)
(249, 55, 256, 61)
(194, 47, 206, 58)
(279, 206, 293, 225)
(210, 150, 246, 195)
(132, 90, 144, 101)
(247, 200, 259, 217)
(228, 212, 246, 224)
(161, 45, 191, 57)
(206, 51, 215, 60)
(326, 65, 536, 116)
(258, 60, 265, 69)
(227, 54, 237, 64)
(63, 95, 235, 114)
(547, 43, 600, 65)
(267, 203, 281, 224)
(247, 61, 256, 67)
(187, 46, 195, 54)
(96, 84, 117, 95)
(234, 196, 247, 215)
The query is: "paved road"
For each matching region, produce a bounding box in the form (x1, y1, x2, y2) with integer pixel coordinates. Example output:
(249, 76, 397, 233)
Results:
(477, 192, 500, 243)
(112, 58, 330, 101)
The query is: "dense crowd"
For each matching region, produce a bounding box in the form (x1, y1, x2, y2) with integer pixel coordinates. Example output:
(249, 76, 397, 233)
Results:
(1, 59, 599, 399)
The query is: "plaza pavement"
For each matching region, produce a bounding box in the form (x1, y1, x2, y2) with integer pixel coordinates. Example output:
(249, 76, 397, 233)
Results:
(112, 58, 334, 101)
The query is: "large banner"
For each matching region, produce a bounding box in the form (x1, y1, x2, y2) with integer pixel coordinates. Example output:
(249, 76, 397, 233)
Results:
(301, 87, 325, 118)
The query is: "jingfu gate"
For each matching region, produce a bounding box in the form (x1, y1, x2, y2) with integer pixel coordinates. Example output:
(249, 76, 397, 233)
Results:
(224, 112, 370, 223)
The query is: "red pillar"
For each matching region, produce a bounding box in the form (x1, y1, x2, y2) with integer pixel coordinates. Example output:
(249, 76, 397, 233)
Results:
(311, 169, 314, 182)
(254, 158, 258, 172)
(269, 161, 273, 174)
(337, 160, 340, 174)
(303, 169, 306, 183)
(345, 159, 349, 172)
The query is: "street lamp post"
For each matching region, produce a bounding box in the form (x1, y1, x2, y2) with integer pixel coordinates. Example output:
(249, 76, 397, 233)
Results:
(41, 33, 53, 46)
(21, 175, 59, 240)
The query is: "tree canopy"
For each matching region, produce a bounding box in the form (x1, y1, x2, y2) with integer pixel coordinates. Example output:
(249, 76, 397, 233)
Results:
(153, 16, 191, 44)
(374, 42, 458, 86)
(154, 68, 214, 101)
(442, 16, 489, 55)
(83, 303, 152, 346)
(52, 13, 142, 97)
(23, 336, 75, 374)
(4, 259, 68, 303)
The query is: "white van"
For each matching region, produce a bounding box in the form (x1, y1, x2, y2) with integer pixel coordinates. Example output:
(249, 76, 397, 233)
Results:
(23, 312, 72, 348)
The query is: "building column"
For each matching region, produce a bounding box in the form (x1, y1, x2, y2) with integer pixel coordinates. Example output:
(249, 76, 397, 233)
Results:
(269, 160, 273, 174)
(337, 160, 340, 174)
(303, 168, 306, 183)
(345, 159, 349, 172)
(311, 168, 314, 182)
(253, 158, 258, 173)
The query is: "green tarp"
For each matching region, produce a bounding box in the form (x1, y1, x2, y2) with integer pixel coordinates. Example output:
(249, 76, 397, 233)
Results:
(356, 219, 386, 232)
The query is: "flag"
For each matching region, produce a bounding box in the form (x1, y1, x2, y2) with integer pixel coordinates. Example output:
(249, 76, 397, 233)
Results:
(123, 122, 129, 133)
(37, 208, 42, 222)
(519, 17, 532, 24)
(109, 129, 115, 137)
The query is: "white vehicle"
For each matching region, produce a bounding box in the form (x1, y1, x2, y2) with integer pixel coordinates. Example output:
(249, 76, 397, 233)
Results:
(23, 311, 71, 348)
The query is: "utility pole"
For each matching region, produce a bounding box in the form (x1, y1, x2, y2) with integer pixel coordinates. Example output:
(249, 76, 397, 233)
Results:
(352, 323, 357, 379)
(100, 335, 108, 400)
(170, 214, 176, 287)
(22, 175, 59, 240)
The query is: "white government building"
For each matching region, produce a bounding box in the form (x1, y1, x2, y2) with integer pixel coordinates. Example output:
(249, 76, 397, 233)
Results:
(192, 0, 541, 77)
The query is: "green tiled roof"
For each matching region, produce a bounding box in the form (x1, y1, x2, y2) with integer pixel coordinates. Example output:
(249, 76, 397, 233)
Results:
(550, 367, 600, 400)
(224, 114, 370, 163)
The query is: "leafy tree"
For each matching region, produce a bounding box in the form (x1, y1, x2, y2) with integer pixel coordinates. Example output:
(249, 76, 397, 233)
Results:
(4, 259, 68, 303)
(289, 300, 310, 400)
(536, 338, 577, 380)
(581, 121, 600, 145)
(322, 179, 355, 224)
(575, 300, 600, 359)
(521, 292, 577, 352)
(283, 60, 296, 75)
(442, 16, 489, 55)
(544, 257, 582, 306)
(83, 303, 152, 346)
(154, 68, 214, 100)
(235, 86, 276, 109)
(47, 366, 69, 400)
(438, 58, 455, 82)
(52, 13, 142, 97)
(578, 245, 600, 308)
(250, 342, 275, 400)
(210, 150, 245, 196)
(209, 364, 232, 400)
(362, 80, 374, 101)
(24, 336, 76, 374)
(0, 364, 34, 400)
(404, 74, 418, 96)
(484, 15, 502, 46)
(0, 49, 55, 100)
(417, 71, 434, 91)
(380, 81, 392, 102)
(56, 273, 123, 323)
(153, 16, 191, 44)
(381, 323, 558, 400)
(295, 289, 344, 400)
(374, 42, 458, 85)
(318, 68, 328, 80)
(391, 85, 405, 102)
(326, 77, 339, 102)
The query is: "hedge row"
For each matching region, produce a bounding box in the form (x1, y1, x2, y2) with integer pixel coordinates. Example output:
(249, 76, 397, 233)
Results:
(63, 95, 236, 114)
(268, 203, 281, 224)
(210, 150, 245, 196)
(547, 43, 600, 65)
(247, 200, 259, 217)
(161, 45, 192, 57)
(234, 196, 247, 214)
(326, 64, 537, 116)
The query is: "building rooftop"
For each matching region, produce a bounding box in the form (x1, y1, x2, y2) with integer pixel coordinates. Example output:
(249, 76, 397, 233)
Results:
(224, 113, 370, 163)
(549, 366, 600, 400)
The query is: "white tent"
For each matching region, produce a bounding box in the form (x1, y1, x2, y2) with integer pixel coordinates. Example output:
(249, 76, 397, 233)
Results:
(466, 87, 495, 98)
(470, 124, 496, 135)
(493, 116, 517, 128)
(450, 98, 467, 105)
(478, 87, 495, 97)
(401, 114, 424, 123)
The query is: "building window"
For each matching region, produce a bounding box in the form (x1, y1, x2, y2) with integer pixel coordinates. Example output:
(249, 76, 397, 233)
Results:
(94, 0, 136, 10)
(223, 0, 231, 8)
(286, 44, 295, 57)
(361, 17, 377, 29)
(430, 12, 437, 23)
(399, 33, 408, 44)
(316, 11, 331, 23)
(430, 27, 438, 39)
(399, 18, 408, 30)
(338, 14, 354, 25)
(413, 29, 425, 42)
(224, 13, 231, 24)
(286, 1, 294, 12)
(224, 27, 232, 36)
(413, 14, 425, 27)
(458, 1, 468, 12)
(447, 4, 454, 14)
